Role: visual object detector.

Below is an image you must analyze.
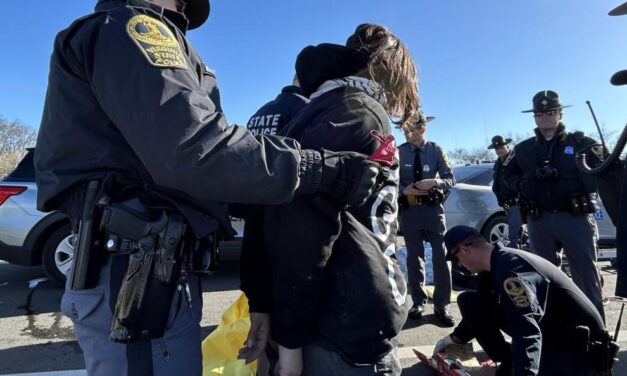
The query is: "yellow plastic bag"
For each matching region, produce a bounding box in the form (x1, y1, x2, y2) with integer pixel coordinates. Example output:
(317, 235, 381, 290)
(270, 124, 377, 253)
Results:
(202, 292, 256, 376)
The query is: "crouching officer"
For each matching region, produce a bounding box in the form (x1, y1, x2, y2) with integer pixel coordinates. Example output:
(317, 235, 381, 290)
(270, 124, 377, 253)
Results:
(34, 1, 384, 375)
(503, 90, 605, 320)
(489, 135, 522, 248)
(434, 226, 617, 376)
(399, 113, 456, 326)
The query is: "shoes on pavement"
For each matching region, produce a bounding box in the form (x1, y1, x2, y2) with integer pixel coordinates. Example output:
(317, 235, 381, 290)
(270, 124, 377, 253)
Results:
(408, 304, 424, 320)
(434, 306, 456, 327)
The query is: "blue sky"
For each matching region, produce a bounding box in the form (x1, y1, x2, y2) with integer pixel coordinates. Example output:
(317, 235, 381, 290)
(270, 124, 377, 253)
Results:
(1, 0, 626, 152)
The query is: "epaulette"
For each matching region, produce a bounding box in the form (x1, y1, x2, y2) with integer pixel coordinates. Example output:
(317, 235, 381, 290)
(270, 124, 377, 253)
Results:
(572, 131, 585, 143)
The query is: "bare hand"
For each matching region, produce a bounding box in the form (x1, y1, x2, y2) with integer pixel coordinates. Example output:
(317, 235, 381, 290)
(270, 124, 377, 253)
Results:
(403, 184, 423, 196)
(274, 345, 303, 376)
(414, 179, 437, 191)
(238, 312, 271, 364)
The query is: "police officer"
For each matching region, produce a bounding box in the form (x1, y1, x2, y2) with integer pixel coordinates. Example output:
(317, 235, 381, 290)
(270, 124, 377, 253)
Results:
(246, 76, 309, 136)
(488, 135, 522, 248)
(34, 1, 383, 375)
(503, 90, 605, 320)
(399, 113, 456, 326)
(434, 225, 614, 376)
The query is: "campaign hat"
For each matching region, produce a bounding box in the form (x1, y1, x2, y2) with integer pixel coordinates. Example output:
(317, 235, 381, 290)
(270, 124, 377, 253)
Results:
(487, 135, 512, 149)
(521, 90, 572, 113)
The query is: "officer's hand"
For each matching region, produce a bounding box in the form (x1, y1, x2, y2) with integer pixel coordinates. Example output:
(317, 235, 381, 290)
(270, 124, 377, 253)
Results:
(403, 184, 422, 196)
(415, 179, 437, 191)
(432, 334, 459, 356)
(274, 345, 303, 376)
(319, 150, 381, 207)
(238, 312, 271, 364)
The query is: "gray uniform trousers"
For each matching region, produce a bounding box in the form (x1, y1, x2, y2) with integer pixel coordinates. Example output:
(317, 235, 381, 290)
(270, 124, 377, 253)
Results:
(527, 211, 605, 320)
(506, 205, 522, 248)
(61, 254, 203, 376)
(400, 204, 451, 309)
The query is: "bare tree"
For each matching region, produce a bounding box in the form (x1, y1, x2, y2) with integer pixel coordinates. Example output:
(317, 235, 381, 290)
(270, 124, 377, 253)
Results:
(0, 117, 37, 177)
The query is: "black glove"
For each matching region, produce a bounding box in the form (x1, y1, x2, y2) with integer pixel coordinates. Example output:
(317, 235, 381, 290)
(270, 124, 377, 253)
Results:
(319, 150, 381, 207)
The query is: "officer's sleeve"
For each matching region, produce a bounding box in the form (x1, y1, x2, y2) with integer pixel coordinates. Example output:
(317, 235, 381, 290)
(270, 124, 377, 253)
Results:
(502, 149, 523, 193)
(435, 146, 455, 190)
(87, 13, 305, 206)
(499, 272, 549, 376)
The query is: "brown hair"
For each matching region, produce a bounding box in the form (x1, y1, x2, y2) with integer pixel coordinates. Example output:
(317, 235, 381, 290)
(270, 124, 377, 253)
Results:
(346, 23, 420, 129)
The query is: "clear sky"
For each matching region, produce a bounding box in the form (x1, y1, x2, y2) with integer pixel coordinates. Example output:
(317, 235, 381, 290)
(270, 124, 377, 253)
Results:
(1, 0, 626, 152)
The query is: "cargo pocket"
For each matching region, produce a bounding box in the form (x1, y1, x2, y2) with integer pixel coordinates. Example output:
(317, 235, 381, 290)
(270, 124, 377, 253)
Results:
(60, 289, 105, 323)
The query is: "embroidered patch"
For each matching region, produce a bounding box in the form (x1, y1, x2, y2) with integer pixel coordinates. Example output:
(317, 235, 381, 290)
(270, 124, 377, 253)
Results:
(503, 277, 530, 308)
(564, 146, 574, 155)
(594, 209, 603, 220)
(423, 165, 430, 172)
(126, 14, 187, 69)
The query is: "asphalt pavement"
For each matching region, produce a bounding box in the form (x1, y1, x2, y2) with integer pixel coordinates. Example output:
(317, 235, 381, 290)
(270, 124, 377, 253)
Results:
(1, 258, 627, 375)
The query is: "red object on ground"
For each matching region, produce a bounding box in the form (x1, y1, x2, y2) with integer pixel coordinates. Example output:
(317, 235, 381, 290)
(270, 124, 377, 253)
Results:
(413, 349, 472, 376)
(368, 130, 396, 167)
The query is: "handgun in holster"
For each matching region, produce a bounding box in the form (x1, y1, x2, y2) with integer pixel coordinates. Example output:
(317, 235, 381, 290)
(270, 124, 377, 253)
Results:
(99, 204, 187, 343)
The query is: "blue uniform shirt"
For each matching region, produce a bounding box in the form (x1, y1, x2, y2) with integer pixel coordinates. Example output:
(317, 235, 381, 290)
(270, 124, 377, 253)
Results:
(398, 140, 455, 193)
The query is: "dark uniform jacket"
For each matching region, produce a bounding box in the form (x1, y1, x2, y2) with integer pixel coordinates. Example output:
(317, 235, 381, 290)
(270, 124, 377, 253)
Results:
(246, 85, 309, 136)
(492, 153, 518, 205)
(35, 0, 314, 237)
(503, 124, 598, 212)
(241, 45, 409, 364)
(454, 247, 605, 376)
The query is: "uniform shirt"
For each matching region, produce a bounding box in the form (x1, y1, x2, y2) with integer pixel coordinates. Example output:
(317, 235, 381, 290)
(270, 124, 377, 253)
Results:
(34, 0, 317, 237)
(398, 141, 455, 194)
(492, 152, 518, 204)
(246, 85, 309, 136)
(454, 247, 605, 376)
(503, 124, 600, 212)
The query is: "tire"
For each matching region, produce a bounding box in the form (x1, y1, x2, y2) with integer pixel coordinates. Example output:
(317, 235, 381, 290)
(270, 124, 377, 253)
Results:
(41, 224, 72, 287)
(482, 215, 508, 245)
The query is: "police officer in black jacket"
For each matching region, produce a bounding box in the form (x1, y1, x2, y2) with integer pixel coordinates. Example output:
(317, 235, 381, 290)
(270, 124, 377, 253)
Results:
(503, 90, 605, 320)
(434, 226, 614, 376)
(34, 1, 382, 375)
(489, 135, 522, 248)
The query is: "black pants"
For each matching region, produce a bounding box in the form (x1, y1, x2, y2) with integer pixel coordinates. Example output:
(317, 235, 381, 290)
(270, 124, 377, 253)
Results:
(455, 291, 604, 376)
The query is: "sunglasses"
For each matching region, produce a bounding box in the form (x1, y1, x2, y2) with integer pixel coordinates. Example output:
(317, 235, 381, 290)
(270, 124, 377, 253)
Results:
(533, 110, 560, 117)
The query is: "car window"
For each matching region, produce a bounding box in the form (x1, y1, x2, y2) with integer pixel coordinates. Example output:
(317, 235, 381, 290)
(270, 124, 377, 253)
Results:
(4, 149, 35, 181)
(463, 169, 493, 186)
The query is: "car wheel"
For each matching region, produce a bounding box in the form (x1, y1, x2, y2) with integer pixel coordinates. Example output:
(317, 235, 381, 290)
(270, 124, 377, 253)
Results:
(482, 216, 508, 244)
(41, 224, 72, 286)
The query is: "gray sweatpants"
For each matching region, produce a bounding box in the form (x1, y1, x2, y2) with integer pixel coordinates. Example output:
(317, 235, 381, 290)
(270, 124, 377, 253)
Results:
(61, 255, 203, 376)
(400, 204, 451, 310)
(527, 211, 605, 320)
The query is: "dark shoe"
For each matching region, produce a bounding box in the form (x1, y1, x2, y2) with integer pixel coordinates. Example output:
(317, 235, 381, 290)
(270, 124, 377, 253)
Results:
(434, 307, 456, 327)
(408, 304, 424, 320)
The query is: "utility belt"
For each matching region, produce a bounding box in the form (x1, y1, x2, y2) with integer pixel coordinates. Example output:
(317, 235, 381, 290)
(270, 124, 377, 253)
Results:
(518, 193, 598, 223)
(575, 326, 619, 374)
(501, 198, 518, 210)
(399, 188, 444, 209)
(69, 184, 218, 344)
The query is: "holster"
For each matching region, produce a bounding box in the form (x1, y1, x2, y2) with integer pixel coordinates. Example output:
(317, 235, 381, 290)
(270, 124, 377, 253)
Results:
(102, 205, 187, 343)
(589, 330, 620, 374)
(399, 188, 444, 209)
(518, 200, 540, 224)
(570, 193, 600, 216)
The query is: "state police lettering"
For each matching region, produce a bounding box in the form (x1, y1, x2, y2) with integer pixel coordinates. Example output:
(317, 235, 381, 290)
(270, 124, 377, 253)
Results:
(247, 113, 281, 135)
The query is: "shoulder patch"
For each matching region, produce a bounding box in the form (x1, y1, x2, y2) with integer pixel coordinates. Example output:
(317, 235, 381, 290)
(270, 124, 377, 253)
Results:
(503, 277, 530, 308)
(502, 149, 515, 166)
(126, 14, 187, 69)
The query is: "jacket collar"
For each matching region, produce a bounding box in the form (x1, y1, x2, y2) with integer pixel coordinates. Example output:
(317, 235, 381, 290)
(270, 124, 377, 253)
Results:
(95, 0, 189, 33)
(533, 122, 567, 142)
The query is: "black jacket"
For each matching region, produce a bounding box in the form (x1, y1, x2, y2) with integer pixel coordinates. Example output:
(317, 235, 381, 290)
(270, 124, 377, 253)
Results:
(246, 85, 309, 136)
(454, 247, 605, 376)
(241, 83, 409, 363)
(492, 153, 518, 204)
(35, 0, 317, 237)
(503, 124, 599, 212)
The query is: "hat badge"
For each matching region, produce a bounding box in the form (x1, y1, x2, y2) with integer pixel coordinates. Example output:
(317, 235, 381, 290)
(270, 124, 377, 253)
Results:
(541, 99, 548, 106)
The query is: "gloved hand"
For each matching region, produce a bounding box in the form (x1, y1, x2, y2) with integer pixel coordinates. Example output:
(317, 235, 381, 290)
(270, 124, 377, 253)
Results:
(433, 334, 459, 356)
(319, 150, 381, 207)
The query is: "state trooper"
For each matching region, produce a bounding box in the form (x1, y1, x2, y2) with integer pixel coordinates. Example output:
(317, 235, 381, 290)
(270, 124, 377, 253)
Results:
(34, 1, 383, 375)
(399, 113, 456, 326)
(488, 135, 522, 248)
(246, 76, 309, 136)
(503, 89, 605, 320)
(434, 226, 615, 376)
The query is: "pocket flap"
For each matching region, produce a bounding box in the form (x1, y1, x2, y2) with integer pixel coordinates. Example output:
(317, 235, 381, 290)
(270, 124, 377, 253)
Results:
(61, 290, 104, 321)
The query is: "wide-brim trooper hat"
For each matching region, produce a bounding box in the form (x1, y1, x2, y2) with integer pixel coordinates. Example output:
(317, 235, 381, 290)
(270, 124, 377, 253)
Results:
(610, 2, 627, 85)
(487, 135, 512, 149)
(521, 89, 572, 113)
(184, 0, 210, 30)
(415, 112, 436, 127)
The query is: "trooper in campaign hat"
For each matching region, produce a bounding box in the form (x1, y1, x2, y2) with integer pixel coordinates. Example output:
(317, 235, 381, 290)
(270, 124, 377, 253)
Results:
(521, 89, 572, 114)
(434, 225, 612, 375)
(488, 135, 521, 248)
